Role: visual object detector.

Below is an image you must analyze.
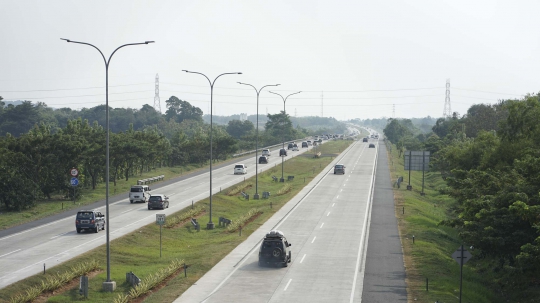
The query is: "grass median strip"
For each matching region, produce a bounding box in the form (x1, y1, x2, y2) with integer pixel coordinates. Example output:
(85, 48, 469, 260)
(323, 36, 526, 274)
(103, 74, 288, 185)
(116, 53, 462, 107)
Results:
(0, 140, 353, 303)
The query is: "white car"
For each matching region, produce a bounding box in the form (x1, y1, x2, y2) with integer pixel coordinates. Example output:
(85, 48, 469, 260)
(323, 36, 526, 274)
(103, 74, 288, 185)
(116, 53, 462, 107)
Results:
(292, 144, 299, 151)
(234, 164, 248, 174)
(262, 149, 271, 157)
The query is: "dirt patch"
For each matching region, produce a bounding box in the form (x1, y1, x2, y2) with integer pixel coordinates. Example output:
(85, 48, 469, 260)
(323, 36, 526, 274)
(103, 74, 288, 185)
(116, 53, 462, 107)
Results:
(33, 269, 102, 303)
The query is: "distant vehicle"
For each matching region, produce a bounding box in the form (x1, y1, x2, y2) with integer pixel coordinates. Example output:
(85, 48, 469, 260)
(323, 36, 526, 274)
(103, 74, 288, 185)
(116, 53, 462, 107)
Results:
(148, 194, 169, 210)
(259, 156, 269, 164)
(334, 164, 346, 174)
(279, 148, 288, 156)
(76, 210, 105, 233)
(234, 164, 248, 174)
(258, 230, 292, 267)
(307, 140, 312, 146)
(129, 185, 151, 203)
(301, 142, 308, 148)
(292, 144, 299, 151)
(287, 143, 294, 150)
(314, 135, 319, 141)
(369, 143, 375, 148)
(362, 138, 368, 142)
(262, 149, 271, 157)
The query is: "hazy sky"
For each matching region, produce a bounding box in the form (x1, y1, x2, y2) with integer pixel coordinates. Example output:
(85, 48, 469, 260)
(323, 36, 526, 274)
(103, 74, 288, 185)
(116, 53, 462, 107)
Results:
(1, 0, 538, 120)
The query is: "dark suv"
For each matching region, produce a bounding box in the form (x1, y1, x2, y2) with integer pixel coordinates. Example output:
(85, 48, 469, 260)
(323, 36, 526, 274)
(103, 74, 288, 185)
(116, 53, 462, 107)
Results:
(258, 230, 292, 267)
(334, 164, 346, 174)
(76, 210, 105, 233)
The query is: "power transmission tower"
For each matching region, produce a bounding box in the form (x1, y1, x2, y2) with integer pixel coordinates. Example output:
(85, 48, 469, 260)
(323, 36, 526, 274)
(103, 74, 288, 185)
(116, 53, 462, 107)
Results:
(443, 79, 451, 118)
(154, 74, 161, 113)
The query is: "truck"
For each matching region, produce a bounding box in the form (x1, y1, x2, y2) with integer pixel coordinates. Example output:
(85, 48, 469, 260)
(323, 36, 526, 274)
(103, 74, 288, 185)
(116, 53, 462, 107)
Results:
(129, 185, 151, 203)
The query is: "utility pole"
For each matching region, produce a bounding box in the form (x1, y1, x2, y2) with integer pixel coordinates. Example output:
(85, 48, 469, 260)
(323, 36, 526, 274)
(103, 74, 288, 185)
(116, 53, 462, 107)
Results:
(154, 74, 161, 113)
(321, 91, 324, 117)
(444, 79, 451, 118)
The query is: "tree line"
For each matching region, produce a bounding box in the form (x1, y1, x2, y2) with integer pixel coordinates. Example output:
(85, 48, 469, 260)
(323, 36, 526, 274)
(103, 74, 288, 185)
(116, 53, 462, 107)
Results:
(0, 96, 320, 211)
(382, 95, 540, 288)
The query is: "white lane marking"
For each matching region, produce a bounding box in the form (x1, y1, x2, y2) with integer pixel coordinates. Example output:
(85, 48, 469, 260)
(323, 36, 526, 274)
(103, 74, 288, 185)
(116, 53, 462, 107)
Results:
(341, 189, 343, 192)
(284, 279, 292, 291)
(0, 249, 21, 258)
(346, 179, 349, 182)
(327, 212, 331, 216)
(332, 203, 335, 207)
(50, 232, 70, 240)
(320, 223, 324, 228)
(121, 209, 134, 214)
(300, 254, 306, 263)
(336, 195, 339, 199)
(311, 236, 317, 244)
(343, 184, 346, 186)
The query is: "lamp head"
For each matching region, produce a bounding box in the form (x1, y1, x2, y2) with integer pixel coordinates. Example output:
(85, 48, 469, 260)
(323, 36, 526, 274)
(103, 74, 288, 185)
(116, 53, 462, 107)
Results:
(60, 38, 71, 42)
(145, 41, 155, 44)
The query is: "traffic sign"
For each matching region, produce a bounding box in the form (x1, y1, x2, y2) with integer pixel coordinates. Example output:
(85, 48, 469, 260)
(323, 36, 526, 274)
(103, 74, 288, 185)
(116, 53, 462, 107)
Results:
(70, 177, 79, 186)
(452, 245, 472, 265)
(156, 214, 166, 225)
(70, 168, 79, 177)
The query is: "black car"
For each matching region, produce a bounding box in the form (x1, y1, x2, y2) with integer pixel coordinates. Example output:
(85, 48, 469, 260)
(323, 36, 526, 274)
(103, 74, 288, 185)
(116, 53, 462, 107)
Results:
(334, 164, 345, 174)
(76, 210, 105, 233)
(301, 142, 308, 148)
(279, 148, 288, 156)
(362, 138, 368, 142)
(259, 156, 269, 164)
(258, 230, 292, 267)
(287, 143, 294, 150)
(148, 194, 169, 210)
(369, 143, 375, 148)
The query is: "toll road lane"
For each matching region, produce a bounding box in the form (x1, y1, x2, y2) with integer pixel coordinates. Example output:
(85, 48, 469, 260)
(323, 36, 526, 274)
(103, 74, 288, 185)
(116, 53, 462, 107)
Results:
(0, 141, 325, 289)
(175, 139, 377, 303)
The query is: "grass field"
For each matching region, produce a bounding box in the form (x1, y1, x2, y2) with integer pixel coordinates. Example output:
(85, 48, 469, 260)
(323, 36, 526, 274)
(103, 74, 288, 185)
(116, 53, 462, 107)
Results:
(386, 141, 501, 303)
(0, 139, 354, 303)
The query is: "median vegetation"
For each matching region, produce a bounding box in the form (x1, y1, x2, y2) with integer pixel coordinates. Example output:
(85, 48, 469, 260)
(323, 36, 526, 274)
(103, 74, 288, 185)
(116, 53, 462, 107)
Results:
(0, 139, 354, 303)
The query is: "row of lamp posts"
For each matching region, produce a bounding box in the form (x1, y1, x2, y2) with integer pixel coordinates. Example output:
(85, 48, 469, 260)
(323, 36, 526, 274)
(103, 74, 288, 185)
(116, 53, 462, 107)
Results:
(61, 38, 300, 291)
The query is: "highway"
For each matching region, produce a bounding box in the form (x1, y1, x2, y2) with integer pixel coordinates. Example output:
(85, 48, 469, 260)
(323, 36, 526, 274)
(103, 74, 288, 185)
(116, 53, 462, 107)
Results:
(175, 137, 382, 302)
(0, 141, 323, 289)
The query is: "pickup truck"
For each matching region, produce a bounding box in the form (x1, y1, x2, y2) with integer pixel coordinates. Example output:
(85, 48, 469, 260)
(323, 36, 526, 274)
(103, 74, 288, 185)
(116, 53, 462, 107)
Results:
(129, 185, 151, 203)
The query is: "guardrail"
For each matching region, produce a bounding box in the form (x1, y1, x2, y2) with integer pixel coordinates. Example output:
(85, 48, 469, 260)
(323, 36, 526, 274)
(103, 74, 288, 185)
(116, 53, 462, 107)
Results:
(232, 137, 312, 158)
(137, 175, 165, 185)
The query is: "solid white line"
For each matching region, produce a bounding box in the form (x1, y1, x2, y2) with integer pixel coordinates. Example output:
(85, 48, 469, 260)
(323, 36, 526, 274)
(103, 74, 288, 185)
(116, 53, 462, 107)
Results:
(320, 223, 324, 228)
(300, 254, 306, 263)
(311, 236, 317, 244)
(0, 249, 21, 258)
(284, 279, 292, 291)
(50, 231, 70, 239)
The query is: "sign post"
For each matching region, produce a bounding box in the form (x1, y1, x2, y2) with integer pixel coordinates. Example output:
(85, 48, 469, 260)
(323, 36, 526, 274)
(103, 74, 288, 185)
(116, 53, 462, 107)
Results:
(156, 214, 166, 257)
(452, 245, 472, 303)
(69, 168, 79, 202)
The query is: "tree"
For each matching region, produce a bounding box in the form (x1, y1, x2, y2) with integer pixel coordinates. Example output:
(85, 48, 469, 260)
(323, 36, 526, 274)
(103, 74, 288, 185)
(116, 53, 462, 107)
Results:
(226, 119, 254, 139)
(165, 96, 203, 123)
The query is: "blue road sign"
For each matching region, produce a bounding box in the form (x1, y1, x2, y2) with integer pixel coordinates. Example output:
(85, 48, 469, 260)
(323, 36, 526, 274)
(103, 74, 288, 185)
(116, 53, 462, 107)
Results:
(70, 177, 79, 186)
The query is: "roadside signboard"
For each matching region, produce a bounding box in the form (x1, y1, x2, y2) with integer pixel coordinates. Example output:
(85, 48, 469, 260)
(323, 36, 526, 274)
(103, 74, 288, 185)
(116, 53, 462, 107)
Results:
(452, 245, 472, 265)
(156, 214, 166, 225)
(70, 168, 79, 177)
(70, 177, 79, 187)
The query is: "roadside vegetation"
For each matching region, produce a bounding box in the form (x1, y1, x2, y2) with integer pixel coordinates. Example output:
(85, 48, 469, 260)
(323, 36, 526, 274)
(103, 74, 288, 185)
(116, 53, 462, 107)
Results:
(376, 93, 540, 302)
(0, 139, 353, 303)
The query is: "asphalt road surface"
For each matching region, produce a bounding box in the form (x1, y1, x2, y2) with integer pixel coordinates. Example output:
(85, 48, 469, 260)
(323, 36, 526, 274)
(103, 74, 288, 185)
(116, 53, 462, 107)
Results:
(0, 141, 325, 289)
(175, 138, 397, 303)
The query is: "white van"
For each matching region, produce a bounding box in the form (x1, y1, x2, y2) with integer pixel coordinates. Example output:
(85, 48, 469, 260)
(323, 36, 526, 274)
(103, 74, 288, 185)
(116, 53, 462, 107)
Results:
(262, 149, 271, 157)
(234, 164, 248, 174)
(129, 185, 151, 203)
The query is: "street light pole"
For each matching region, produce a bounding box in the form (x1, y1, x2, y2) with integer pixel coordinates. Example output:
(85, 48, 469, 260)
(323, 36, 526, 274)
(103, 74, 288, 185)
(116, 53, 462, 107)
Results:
(183, 70, 241, 229)
(238, 82, 280, 199)
(61, 38, 154, 291)
(268, 91, 301, 182)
